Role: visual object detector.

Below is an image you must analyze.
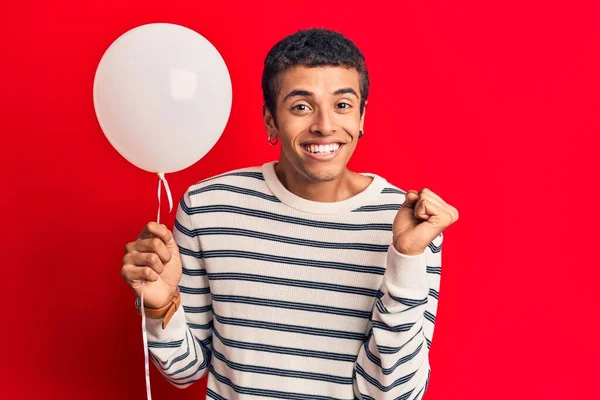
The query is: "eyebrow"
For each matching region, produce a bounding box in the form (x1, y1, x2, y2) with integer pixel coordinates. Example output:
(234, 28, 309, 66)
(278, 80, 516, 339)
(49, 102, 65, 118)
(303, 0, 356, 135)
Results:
(283, 87, 359, 102)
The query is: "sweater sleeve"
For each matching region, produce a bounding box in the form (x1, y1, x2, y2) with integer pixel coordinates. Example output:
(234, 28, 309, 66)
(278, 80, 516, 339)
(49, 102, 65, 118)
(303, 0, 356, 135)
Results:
(353, 233, 443, 399)
(144, 189, 213, 388)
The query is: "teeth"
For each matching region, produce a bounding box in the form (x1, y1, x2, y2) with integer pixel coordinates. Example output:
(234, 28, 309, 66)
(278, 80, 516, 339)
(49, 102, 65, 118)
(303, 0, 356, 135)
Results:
(303, 143, 341, 154)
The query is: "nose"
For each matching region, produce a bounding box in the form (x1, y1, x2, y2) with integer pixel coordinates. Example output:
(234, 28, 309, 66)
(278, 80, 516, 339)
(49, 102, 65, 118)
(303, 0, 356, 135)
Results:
(310, 108, 336, 136)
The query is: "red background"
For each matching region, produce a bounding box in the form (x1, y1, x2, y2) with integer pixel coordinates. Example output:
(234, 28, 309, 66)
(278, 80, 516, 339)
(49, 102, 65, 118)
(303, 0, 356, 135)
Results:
(4, 1, 599, 398)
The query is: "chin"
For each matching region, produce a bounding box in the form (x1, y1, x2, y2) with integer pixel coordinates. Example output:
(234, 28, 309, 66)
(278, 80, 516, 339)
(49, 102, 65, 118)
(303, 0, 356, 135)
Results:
(300, 162, 345, 182)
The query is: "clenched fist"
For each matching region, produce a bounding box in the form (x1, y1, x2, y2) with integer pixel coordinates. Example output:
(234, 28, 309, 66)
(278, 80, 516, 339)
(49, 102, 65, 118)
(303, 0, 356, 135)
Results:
(393, 188, 459, 255)
(121, 222, 183, 308)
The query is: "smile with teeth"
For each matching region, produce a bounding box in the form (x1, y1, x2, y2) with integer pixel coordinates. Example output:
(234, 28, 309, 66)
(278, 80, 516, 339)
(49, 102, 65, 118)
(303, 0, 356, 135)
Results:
(302, 143, 342, 154)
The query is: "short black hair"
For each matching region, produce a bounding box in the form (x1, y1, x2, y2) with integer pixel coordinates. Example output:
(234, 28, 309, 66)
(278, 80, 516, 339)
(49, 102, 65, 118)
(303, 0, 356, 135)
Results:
(262, 28, 370, 127)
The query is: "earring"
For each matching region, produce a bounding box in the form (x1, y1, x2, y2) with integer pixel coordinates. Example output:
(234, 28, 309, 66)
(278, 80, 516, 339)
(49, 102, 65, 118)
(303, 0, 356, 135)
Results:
(268, 135, 279, 146)
(359, 130, 364, 138)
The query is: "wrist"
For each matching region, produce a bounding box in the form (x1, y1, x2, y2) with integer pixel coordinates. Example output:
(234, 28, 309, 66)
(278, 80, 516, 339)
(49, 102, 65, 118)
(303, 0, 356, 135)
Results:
(135, 287, 178, 309)
(135, 288, 181, 329)
(394, 244, 426, 256)
(392, 235, 426, 256)
(386, 244, 428, 288)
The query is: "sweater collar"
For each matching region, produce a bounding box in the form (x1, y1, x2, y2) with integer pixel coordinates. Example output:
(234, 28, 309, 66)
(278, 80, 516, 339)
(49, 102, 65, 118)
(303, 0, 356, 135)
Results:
(261, 160, 388, 215)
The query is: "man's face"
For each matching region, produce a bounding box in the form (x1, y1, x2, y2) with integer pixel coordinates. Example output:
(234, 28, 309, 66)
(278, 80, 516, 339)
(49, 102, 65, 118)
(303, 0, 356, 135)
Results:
(264, 65, 365, 182)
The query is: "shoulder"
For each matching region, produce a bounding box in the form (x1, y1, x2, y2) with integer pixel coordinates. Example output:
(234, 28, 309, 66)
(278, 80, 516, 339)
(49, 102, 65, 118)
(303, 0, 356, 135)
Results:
(345, 173, 407, 215)
(184, 164, 267, 205)
(192, 164, 264, 187)
(378, 180, 408, 197)
(366, 174, 408, 205)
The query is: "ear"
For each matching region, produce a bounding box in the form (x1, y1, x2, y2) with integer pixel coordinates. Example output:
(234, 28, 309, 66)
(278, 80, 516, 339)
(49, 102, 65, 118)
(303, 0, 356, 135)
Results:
(359, 100, 367, 131)
(263, 104, 277, 134)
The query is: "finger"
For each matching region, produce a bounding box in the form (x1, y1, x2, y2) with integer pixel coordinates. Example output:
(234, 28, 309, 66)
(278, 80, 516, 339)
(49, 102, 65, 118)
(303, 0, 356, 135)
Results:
(420, 188, 459, 222)
(137, 222, 155, 240)
(414, 198, 431, 220)
(419, 188, 445, 204)
(134, 237, 172, 264)
(418, 193, 454, 221)
(148, 223, 175, 246)
(138, 222, 172, 244)
(412, 201, 448, 245)
(415, 198, 454, 225)
(124, 251, 165, 274)
(124, 241, 135, 255)
(419, 191, 445, 208)
(121, 264, 159, 284)
(443, 204, 459, 223)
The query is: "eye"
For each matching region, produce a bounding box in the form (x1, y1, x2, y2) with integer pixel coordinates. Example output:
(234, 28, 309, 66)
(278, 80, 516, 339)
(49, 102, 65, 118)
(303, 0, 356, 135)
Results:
(336, 102, 352, 109)
(292, 104, 310, 111)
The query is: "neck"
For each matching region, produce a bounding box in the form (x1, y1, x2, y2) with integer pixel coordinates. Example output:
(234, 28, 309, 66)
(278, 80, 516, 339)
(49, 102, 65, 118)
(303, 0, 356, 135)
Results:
(273, 158, 372, 202)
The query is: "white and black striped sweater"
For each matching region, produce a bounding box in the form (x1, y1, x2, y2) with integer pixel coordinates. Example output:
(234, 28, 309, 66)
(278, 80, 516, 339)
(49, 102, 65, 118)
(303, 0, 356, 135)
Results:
(145, 160, 443, 400)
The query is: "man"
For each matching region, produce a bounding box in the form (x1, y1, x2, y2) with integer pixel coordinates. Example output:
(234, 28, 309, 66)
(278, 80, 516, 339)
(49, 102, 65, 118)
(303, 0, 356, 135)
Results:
(121, 28, 459, 399)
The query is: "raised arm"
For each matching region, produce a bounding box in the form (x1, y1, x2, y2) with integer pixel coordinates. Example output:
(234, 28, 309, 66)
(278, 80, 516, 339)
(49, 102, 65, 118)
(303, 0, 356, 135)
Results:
(353, 234, 442, 399)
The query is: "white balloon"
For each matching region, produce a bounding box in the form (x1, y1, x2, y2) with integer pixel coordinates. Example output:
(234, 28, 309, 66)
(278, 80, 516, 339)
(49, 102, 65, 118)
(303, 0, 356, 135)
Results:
(93, 23, 232, 173)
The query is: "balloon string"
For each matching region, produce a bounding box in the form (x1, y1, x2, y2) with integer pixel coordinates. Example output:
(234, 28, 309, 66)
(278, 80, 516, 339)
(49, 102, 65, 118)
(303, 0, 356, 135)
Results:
(156, 172, 173, 224)
(142, 173, 173, 399)
(141, 285, 152, 400)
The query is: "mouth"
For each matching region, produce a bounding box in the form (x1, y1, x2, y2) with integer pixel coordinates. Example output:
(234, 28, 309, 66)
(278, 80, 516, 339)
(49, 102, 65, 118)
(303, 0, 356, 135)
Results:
(300, 142, 344, 160)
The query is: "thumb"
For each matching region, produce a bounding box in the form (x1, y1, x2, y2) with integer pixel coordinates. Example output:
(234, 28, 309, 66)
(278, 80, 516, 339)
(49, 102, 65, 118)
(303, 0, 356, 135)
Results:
(402, 190, 419, 208)
(154, 226, 178, 252)
(162, 229, 178, 251)
(412, 217, 441, 246)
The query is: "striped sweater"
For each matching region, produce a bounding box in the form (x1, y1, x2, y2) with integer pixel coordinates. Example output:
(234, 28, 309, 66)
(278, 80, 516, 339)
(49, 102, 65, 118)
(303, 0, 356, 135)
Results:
(145, 160, 443, 400)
